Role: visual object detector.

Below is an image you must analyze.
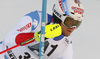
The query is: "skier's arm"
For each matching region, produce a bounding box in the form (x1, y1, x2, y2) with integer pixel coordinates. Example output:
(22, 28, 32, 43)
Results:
(15, 23, 62, 45)
(4, 16, 34, 47)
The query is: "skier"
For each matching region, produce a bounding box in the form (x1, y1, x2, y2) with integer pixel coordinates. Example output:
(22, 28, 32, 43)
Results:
(0, 0, 84, 59)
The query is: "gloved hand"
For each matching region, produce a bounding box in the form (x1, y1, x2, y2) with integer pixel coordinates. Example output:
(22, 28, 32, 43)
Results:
(35, 23, 62, 42)
(34, 31, 40, 42)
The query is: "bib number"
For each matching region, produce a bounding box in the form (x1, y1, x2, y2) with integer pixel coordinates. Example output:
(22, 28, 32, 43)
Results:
(19, 52, 31, 59)
(28, 41, 58, 57)
(47, 44, 58, 56)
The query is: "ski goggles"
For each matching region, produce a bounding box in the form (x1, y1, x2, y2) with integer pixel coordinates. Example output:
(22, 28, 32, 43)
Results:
(62, 15, 82, 29)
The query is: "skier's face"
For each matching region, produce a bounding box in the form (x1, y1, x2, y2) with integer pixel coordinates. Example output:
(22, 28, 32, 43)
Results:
(60, 22, 75, 36)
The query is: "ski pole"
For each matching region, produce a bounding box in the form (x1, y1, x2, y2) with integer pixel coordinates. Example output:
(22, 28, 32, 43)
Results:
(39, 0, 47, 59)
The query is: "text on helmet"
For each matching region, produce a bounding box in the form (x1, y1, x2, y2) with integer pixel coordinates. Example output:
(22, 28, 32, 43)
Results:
(54, 9, 62, 18)
(71, 6, 84, 15)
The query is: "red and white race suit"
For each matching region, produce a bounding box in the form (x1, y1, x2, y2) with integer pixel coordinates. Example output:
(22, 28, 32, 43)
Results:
(0, 10, 73, 59)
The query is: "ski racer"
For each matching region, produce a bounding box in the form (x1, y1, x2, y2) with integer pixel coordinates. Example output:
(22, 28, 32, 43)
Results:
(0, 0, 84, 59)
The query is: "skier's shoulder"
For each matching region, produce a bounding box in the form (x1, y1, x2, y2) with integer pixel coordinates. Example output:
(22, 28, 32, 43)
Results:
(25, 10, 40, 17)
(25, 10, 52, 18)
(24, 10, 53, 23)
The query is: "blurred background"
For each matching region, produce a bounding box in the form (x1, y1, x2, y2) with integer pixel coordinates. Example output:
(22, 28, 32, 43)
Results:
(0, 0, 100, 59)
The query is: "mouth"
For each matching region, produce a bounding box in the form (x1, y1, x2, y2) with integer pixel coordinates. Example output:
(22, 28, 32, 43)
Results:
(67, 30, 72, 33)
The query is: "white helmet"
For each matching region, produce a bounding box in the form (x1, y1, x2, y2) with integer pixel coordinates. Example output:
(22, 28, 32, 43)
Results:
(53, 0, 84, 28)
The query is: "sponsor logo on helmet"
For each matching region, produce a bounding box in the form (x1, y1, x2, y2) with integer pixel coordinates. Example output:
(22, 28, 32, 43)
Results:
(53, 9, 62, 18)
(17, 22, 32, 32)
(71, 6, 84, 14)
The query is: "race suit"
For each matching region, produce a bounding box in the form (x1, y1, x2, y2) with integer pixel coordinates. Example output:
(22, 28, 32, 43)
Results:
(0, 10, 73, 59)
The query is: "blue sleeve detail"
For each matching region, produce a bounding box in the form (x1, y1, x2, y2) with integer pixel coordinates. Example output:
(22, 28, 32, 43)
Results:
(47, 14, 53, 23)
(53, 35, 64, 41)
(0, 41, 2, 44)
(25, 10, 40, 31)
(70, 41, 72, 44)
(4, 54, 8, 59)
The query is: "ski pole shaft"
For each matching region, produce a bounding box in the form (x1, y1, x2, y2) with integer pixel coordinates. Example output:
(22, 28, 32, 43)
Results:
(0, 44, 20, 54)
(0, 36, 38, 54)
(39, 0, 47, 59)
